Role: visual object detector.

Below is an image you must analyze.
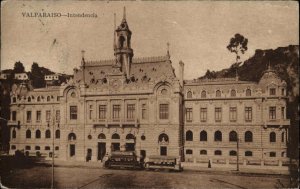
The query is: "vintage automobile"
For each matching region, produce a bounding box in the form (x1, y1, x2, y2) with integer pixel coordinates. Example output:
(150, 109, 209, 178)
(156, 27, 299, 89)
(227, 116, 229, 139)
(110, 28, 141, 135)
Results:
(144, 155, 183, 171)
(103, 151, 143, 169)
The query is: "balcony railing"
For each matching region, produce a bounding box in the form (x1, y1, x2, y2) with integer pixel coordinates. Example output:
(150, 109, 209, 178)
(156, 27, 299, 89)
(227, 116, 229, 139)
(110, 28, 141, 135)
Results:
(265, 119, 290, 126)
(93, 118, 139, 128)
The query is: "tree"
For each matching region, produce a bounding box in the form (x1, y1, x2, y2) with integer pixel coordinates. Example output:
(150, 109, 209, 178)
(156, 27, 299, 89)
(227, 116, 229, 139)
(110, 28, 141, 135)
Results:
(13, 61, 25, 73)
(227, 33, 248, 65)
(31, 62, 45, 88)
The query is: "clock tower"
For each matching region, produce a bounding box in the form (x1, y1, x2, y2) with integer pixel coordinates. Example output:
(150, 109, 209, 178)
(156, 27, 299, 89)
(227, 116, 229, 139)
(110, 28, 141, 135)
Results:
(114, 7, 134, 79)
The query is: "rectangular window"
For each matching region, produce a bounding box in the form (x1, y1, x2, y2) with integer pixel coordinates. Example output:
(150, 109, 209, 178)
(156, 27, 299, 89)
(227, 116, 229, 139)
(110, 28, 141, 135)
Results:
(215, 107, 222, 122)
(127, 104, 135, 120)
(12, 111, 17, 121)
(70, 106, 77, 120)
(112, 105, 121, 120)
(99, 105, 107, 119)
(46, 110, 51, 122)
(36, 111, 41, 122)
(186, 108, 193, 122)
(270, 88, 276, 95)
(55, 110, 60, 122)
(245, 107, 252, 122)
(281, 107, 285, 119)
(26, 111, 32, 123)
(159, 104, 169, 119)
(141, 104, 147, 119)
(269, 107, 276, 120)
(229, 107, 237, 122)
(89, 105, 93, 120)
(200, 108, 207, 122)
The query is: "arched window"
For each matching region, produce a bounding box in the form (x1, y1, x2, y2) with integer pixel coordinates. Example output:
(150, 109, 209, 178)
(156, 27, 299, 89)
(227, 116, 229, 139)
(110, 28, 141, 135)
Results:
(26, 129, 31, 139)
(270, 132, 276, 142)
(186, 130, 193, 141)
(45, 130, 51, 138)
(45, 146, 50, 150)
(158, 133, 169, 143)
(12, 130, 16, 139)
(230, 90, 236, 97)
(229, 150, 237, 156)
(245, 131, 253, 142)
(55, 130, 60, 139)
(246, 89, 251, 96)
(216, 90, 221, 97)
(200, 150, 207, 155)
(187, 91, 192, 99)
(214, 131, 222, 141)
(68, 133, 76, 140)
(245, 151, 253, 156)
(229, 131, 238, 142)
(119, 36, 125, 48)
(35, 130, 41, 139)
(126, 133, 135, 140)
(98, 133, 106, 139)
(28, 97, 31, 102)
(37, 96, 41, 102)
(186, 149, 193, 155)
(200, 130, 207, 141)
(201, 91, 206, 98)
(281, 152, 285, 157)
(47, 96, 50, 102)
(112, 133, 120, 139)
(12, 97, 17, 103)
(214, 150, 222, 155)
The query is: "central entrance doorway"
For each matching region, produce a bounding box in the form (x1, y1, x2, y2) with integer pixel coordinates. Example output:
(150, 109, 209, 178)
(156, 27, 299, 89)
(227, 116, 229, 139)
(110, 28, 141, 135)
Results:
(125, 133, 136, 151)
(112, 143, 120, 151)
(97, 142, 106, 160)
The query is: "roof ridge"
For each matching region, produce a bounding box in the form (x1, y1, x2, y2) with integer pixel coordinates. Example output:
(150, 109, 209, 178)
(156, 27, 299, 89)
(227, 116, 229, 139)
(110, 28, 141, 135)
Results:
(85, 59, 114, 66)
(132, 55, 169, 64)
(84, 55, 169, 66)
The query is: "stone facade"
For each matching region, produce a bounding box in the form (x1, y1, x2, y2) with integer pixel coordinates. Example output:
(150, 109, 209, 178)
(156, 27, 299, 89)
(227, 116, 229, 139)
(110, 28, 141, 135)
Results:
(7, 10, 289, 167)
(183, 69, 290, 166)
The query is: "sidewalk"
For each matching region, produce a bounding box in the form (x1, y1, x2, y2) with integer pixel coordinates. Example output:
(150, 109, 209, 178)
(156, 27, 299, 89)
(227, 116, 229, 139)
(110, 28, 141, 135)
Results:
(181, 162, 290, 175)
(41, 159, 290, 176)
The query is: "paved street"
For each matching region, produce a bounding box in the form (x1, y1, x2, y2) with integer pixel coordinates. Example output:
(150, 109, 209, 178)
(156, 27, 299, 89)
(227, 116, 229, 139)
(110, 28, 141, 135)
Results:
(1, 165, 291, 189)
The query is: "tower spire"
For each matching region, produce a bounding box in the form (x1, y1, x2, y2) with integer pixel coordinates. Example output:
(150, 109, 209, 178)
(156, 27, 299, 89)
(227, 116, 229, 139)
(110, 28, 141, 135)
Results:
(81, 50, 86, 84)
(123, 7, 126, 20)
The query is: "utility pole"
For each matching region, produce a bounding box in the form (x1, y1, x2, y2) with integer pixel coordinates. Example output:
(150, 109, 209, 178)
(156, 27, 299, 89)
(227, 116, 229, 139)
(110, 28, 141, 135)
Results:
(236, 135, 240, 171)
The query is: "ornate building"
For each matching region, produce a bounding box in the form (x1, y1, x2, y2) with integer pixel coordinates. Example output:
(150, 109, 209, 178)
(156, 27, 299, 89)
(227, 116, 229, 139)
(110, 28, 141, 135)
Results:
(7, 9, 289, 167)
(183, 68, 290, 166)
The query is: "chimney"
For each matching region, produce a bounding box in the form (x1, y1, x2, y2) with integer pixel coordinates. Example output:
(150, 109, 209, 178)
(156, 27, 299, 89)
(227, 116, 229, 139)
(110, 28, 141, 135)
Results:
(179, 61, 184, 86)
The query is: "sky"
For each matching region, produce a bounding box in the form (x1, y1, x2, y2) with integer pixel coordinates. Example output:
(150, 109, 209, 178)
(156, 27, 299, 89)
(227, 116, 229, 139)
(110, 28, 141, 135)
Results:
(1, 0, 299, 79)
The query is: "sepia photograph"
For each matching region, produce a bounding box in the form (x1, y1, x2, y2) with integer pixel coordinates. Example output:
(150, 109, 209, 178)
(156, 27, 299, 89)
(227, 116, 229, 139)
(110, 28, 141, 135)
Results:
(0, 0, 299, 188)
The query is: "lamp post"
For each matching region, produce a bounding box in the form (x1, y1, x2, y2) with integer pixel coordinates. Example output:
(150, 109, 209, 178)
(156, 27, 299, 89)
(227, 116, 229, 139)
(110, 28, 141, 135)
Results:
(236, 134, 240, 171)
(51, 119, 54, 189)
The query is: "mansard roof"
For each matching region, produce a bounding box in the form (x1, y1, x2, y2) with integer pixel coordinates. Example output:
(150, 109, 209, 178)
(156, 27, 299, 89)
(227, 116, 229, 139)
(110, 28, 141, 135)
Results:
(184, 77, 256, 86)
(73, 55, 177, 88)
